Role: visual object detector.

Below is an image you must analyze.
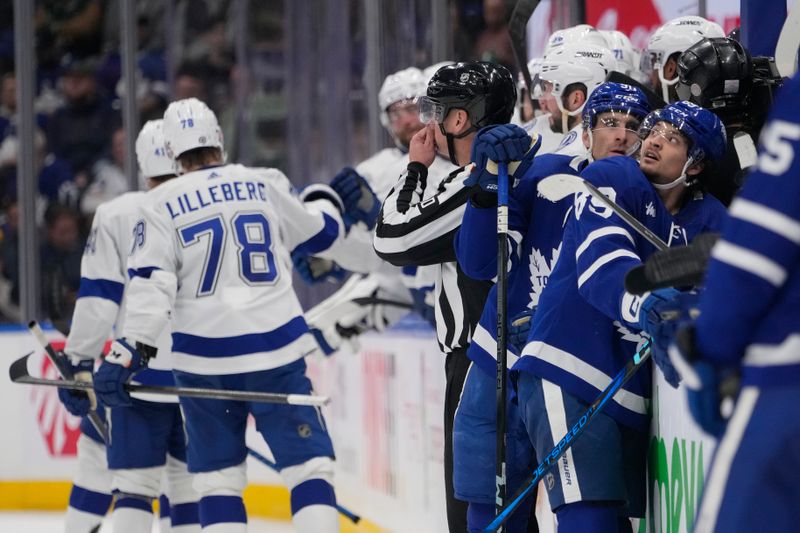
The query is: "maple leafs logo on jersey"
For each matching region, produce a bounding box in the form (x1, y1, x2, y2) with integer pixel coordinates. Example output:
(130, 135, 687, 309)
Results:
(529, 243, 562, 307)
(645, 201, 655, 218)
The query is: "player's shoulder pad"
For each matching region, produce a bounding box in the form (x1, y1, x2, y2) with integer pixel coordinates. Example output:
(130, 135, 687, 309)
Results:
(581, 156, 646, 191)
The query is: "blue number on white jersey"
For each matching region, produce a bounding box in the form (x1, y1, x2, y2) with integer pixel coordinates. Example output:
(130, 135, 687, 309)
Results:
(179, 211, 278, 296)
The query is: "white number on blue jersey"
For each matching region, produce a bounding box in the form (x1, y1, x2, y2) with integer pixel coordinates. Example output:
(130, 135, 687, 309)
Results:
(758, 120, 800, 175)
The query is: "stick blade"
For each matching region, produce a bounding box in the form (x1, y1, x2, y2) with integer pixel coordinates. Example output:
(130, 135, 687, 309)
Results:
(537, 173, 585, 202)
(9, 352, 34, 382)
(624, 233, 720, 294)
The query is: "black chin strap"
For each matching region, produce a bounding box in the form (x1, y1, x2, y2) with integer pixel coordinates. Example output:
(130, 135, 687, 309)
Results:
(438, 123, 478, 166)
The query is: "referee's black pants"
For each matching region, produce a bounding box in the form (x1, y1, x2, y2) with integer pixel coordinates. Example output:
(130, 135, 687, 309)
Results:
(444, 347, 471, 533)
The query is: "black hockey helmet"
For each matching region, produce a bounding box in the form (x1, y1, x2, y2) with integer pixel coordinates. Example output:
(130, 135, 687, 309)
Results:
(421, 61, 516, 164)
(676, 37, 753, 114)
(424, 61, 516, 130)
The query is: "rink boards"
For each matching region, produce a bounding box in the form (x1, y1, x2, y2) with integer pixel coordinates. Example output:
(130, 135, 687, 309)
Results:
(0, 318, 715, 533)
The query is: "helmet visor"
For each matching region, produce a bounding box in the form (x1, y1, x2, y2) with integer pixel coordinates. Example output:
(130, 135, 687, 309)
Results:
(418, 96, 447, 124)
(593, 110, 642, 137)
(639, 50, 661, 76)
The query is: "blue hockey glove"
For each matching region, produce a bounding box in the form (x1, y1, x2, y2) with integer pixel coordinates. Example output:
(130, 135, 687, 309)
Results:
(637, 288, 700, 388)
(94, 339, 148, 408)
(330, 167, 381, 230)
(669, 325, 737, 438)
(57, 356, 96, 417)
(508, 307, 535, 354)
(465, 124, 539, 192)
(292, 251, 348, 284)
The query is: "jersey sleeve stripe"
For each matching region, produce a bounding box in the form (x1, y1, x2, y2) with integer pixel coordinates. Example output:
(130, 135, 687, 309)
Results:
(711, 240, 787, 286)
(293, 213, 340, 255)
(76, 277, 125, 304)
(575, 226, 635, 260)
(127, 266, 163, 280)
(729, 198, 800, 244)
(374, 206, 465, 254)
(171, 315, 308, 357)
(742, 334, 800, 367)
(577, 249, 640, 289)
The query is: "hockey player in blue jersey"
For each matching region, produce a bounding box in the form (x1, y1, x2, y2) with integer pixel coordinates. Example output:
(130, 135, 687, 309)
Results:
(662, 72, 800, 533)
(92, 98, 349, 533)
(513, 100, 727, 533)
(452, 82, 651, 532)
(57, 120, 200, 533)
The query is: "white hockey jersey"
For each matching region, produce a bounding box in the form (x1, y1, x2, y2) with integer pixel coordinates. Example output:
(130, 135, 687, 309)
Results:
(65, 191, 176, 402)
(553, 123, 589, 159)
(122, 164, 345, 375)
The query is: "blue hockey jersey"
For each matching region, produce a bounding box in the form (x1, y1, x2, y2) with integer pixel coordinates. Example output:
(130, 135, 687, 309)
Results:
(694, 72, 800, 387)
(455, 153, 586, 376)
(515, 156, 725, 430)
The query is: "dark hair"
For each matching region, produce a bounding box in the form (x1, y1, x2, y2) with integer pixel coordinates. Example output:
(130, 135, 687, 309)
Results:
(44, 203, 78, 228)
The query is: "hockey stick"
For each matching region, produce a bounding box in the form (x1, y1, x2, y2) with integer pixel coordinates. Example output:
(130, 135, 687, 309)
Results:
(495, 163, 510, 520)
(28, 321, 110, 443)
(246, 448, 362, 524)
(775, 0, 800, 78)
(350, 297, 413, 309)
(508, 0, 542, 108)
(9, 353, 330, 407)
(537, 174, 669, 251)
(483, 339, 653, 533)
(624, 232, 719, 294)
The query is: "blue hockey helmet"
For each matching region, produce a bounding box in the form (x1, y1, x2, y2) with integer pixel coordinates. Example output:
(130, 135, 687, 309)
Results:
(582, 82, 651, 130)
(639, 100, 727, 163)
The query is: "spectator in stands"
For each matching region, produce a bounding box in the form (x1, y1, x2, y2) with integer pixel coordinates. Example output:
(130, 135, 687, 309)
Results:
(40, 203, 83, 329)
(80, 126, 129, 215)
(473, 0, 515, 71)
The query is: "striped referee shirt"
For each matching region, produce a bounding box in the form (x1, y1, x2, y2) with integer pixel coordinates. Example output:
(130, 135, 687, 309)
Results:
(374, 161, 492, 354)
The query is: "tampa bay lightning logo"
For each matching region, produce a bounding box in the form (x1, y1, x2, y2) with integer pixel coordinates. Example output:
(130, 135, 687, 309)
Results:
(558, 131, 577, 149)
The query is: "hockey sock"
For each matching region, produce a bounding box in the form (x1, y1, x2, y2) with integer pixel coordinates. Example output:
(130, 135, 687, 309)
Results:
(467, 501, 531, 533)
(290, 478, 339, 532)
(198, 494, 247, 533)
(64, 485, 113, 533)
(159, 494, 171, 532)
(170, 500, 201, 532)
(112, 494, 155, 533)
(555, 501, 622, 533)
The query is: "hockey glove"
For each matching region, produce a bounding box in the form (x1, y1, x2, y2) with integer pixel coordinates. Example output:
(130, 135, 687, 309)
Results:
(330, 167, 381, 230)
(94, 339, 148, 408)
(292, 251, 348, 284)
(508, 307, 535, 354)
(669, 325, 738, 438)
(637, 288, 699, 388)
(310, 327, 339, 357)
(57, 356, 96, 417)
(465, 124, 539, 192)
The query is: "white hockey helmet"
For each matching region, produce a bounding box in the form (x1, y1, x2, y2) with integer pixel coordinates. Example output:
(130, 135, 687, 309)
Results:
(378, 67, 426, 128)
(135, 120, 174, 180)
(162, 97, 225, 164)
(641, 16, 725, 102)
(543, 24, 608, 58)
(537, 43, 616, 131)
(600, 30, 637, 76)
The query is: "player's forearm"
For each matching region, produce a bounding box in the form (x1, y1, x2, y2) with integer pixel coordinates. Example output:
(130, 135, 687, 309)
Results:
(121, 272, 177, 348)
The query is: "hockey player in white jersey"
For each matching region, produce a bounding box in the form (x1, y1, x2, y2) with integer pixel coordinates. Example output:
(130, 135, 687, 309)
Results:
(57, 120, 200, 533)
(640, 15, 725, 103)
(92, 98, 348, 533)
(535, 42, 617, 157)
(297, 66, 454, 351)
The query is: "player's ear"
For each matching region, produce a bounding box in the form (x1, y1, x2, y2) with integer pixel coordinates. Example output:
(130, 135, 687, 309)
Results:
(686, 160, 705, 176)
(452, 109, 471, 134)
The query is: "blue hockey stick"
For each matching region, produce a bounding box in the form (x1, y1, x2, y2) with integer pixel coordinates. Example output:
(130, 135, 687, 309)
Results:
(246, 448, 361, 525)
(483, 339, 653, 532)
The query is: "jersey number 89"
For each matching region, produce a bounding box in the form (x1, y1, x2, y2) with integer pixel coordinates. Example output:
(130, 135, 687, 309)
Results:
(179, 212, 277, 296)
